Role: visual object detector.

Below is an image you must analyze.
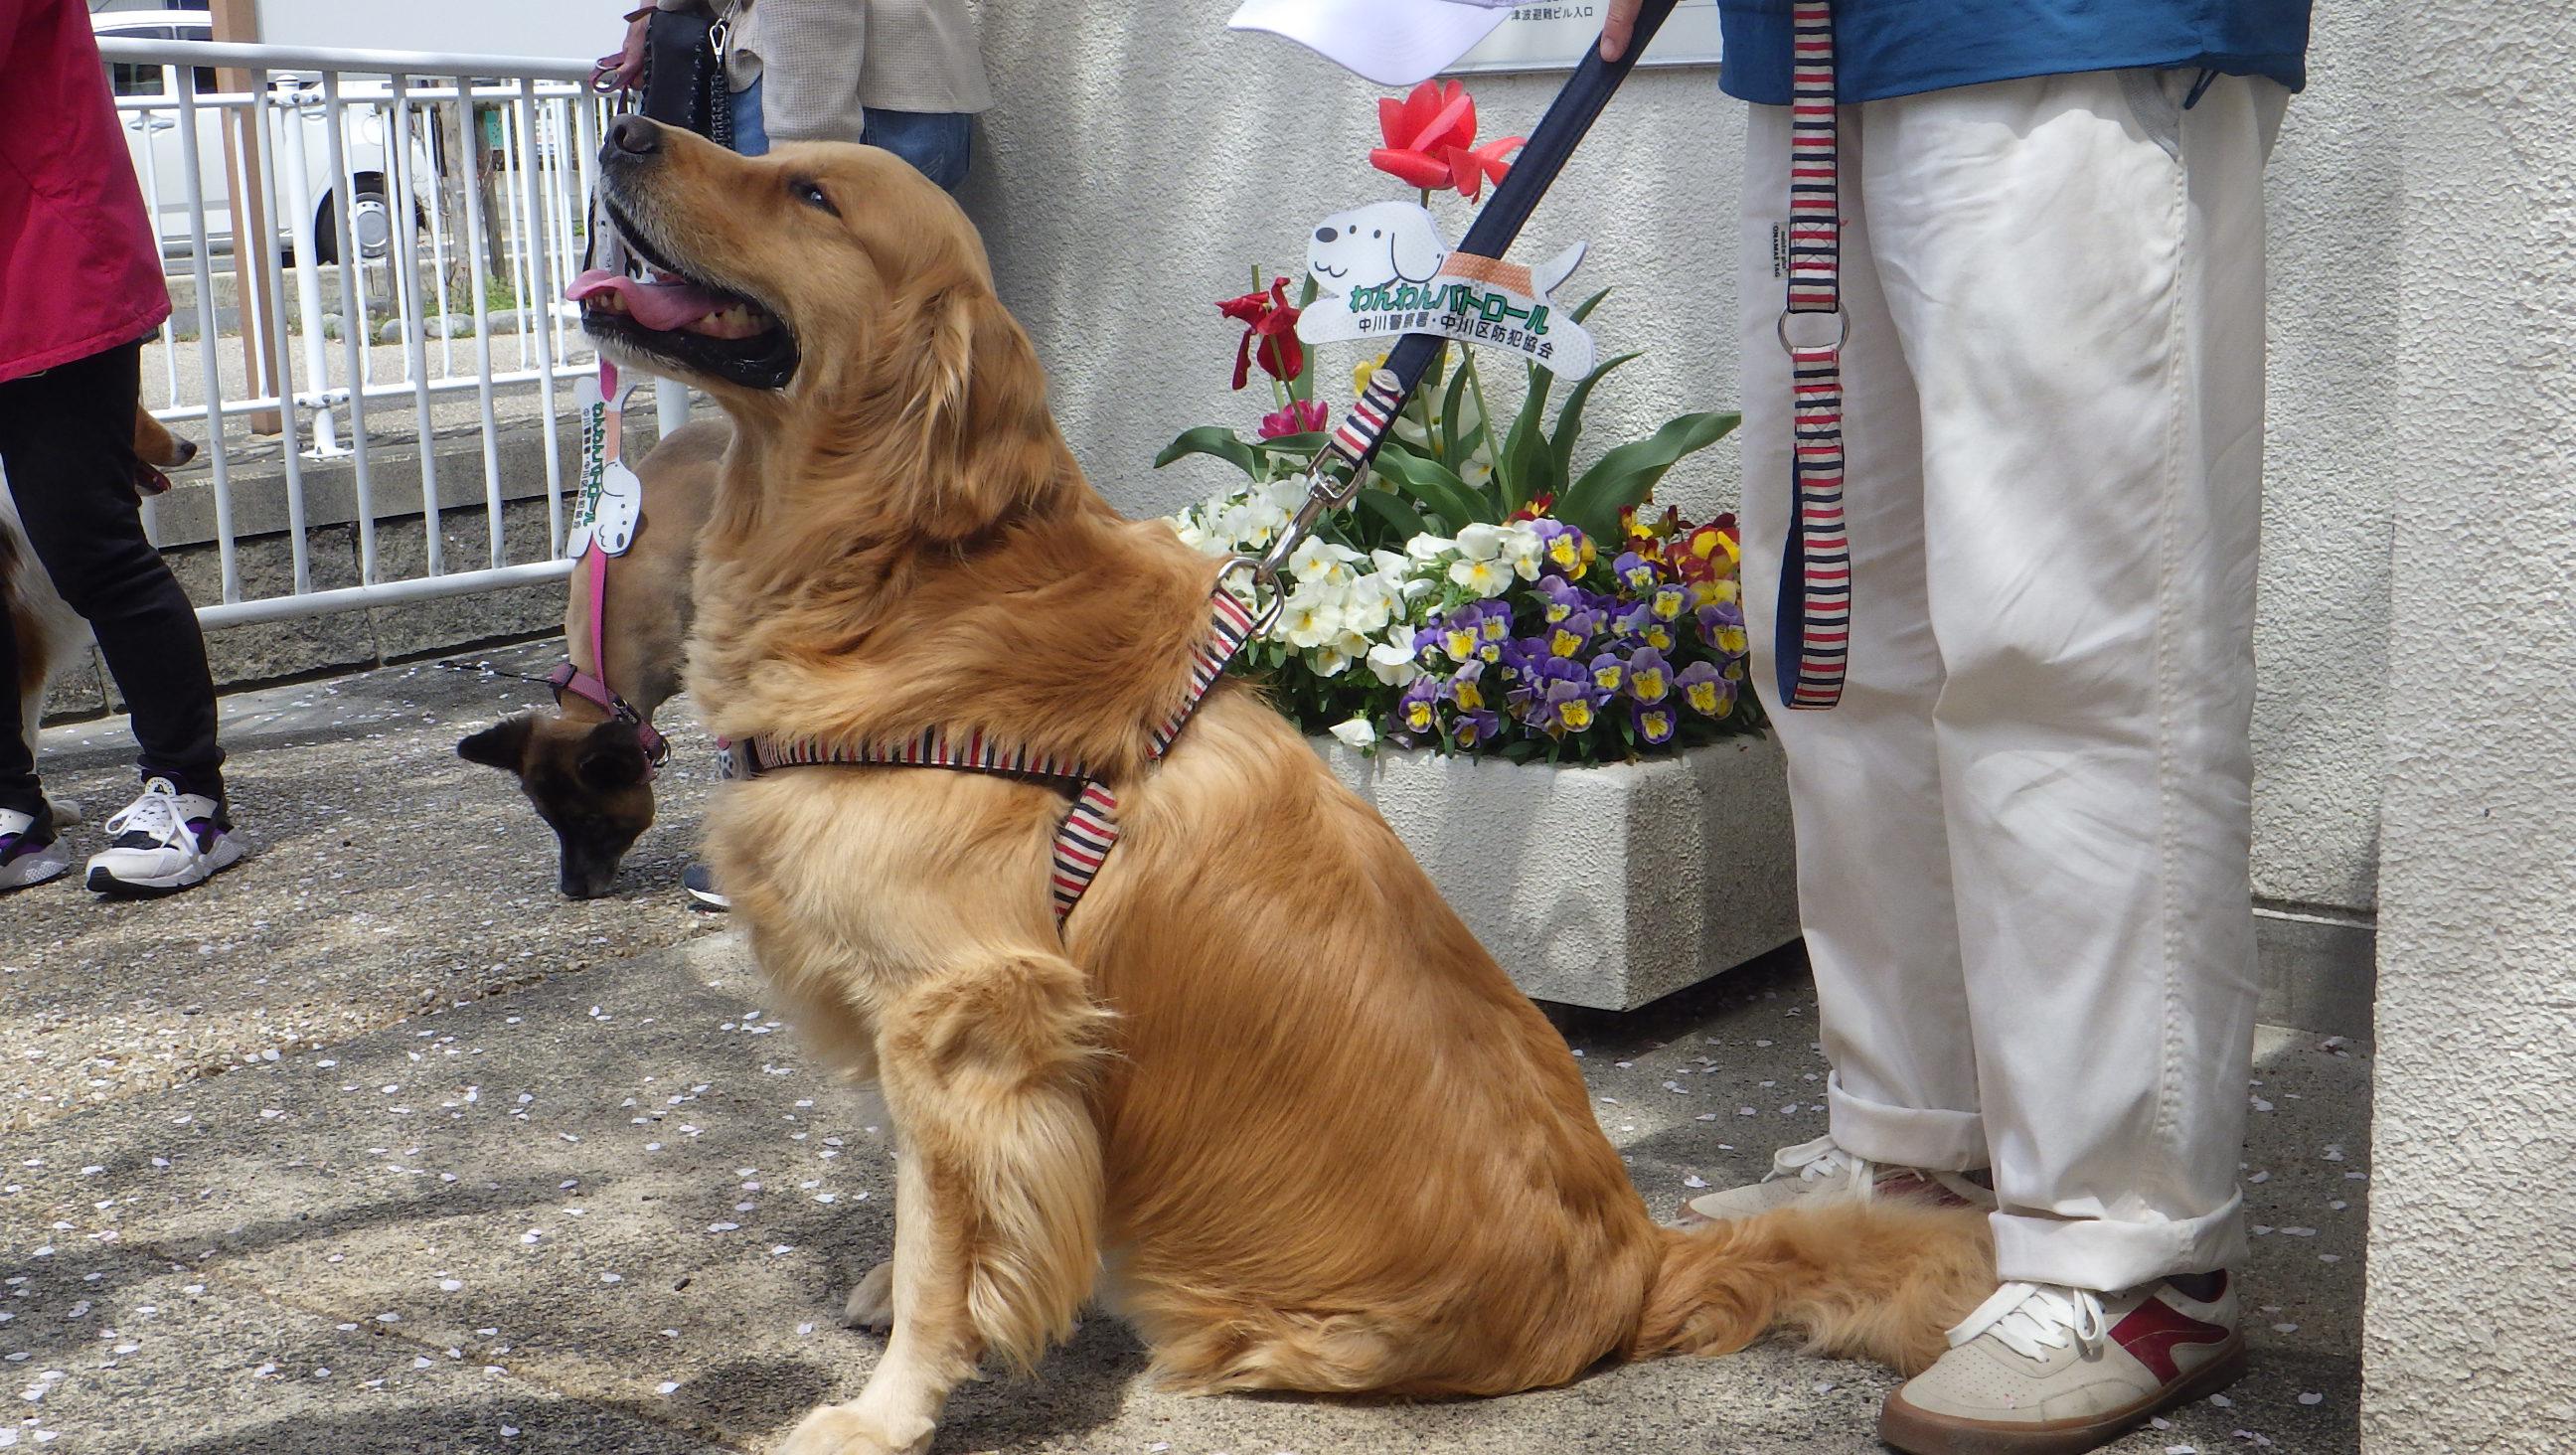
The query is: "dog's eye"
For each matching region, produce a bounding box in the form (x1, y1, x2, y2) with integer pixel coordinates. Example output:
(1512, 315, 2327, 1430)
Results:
(791, 178, 839, 217)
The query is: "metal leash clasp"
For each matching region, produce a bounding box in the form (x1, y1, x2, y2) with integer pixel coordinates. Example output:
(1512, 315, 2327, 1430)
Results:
(1230, 454, 1368, 636)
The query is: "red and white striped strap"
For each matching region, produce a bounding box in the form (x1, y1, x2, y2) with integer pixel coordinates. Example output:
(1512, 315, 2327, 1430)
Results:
(1776, 0, 1849, 712)
(725, 585, 1260, 926)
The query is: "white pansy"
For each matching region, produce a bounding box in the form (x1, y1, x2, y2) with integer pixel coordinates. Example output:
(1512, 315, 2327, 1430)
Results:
(1310, 642, 1355, 677)
(1369, 549, 1409, 578)
(1453, 522, 1508, 562)
(1448, 555, 1513, 597)
(1329, 718, 1377, 749)
(1173, 522, 1212, 554)
(1287, 537, 1355, 584)
(1265, 478, 1311, 513)
(1340, 576, 1398, 637)
(1279, 584, 1347, 649)
(1501, 522, 1546, 580)
(1404, 532, 1453, 563)
(1367, 640, 1421, 686)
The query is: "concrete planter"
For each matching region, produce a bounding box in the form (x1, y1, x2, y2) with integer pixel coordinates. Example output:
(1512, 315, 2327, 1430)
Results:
(1314, 734, 1802, 1011)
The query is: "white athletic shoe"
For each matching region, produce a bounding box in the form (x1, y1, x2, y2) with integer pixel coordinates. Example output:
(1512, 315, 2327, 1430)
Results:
(84, 778, 242, 897)
(0, 807, 71, 892)
(1880, 1273, 2246, 1454)
(1683, 1134, 1997, 1222)
(682, 861, 731, 911)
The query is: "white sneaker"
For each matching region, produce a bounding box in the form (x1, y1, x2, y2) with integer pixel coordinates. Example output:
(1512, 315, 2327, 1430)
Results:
(84, 778, 242, 897)
(1879, 1273, 2246, 1454)
(1683, 1133, 1997, 1222)
(0, 807, 71, 892)
(682, 861, 731, 911)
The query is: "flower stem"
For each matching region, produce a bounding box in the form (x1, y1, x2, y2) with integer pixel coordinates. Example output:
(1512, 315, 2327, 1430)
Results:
(1461, 348, 1497, 485)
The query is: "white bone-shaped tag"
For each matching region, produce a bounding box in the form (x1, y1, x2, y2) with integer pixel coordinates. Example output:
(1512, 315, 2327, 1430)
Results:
(589, 459, 643, 558)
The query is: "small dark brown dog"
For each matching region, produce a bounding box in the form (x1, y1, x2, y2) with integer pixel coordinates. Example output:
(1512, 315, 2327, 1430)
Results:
(581, 114, 1995, 1455)
(455, 416, 725, 897)
(4, 406, 198, 823)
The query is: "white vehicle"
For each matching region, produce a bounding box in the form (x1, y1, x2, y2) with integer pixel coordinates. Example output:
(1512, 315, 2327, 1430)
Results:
(96, 8, 438, 260)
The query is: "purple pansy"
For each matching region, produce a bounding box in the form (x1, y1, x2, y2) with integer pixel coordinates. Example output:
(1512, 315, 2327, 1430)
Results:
(1632, 699, 1679, 745)
(1625, 646, 1673, 704)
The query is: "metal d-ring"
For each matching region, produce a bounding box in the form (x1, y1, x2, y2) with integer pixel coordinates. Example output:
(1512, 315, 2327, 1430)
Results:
(1214, 553, 1285, 637)
(1776, 305, 1851, 355)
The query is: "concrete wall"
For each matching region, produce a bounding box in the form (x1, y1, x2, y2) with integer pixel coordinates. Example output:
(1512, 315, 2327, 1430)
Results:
(2361, 7, 2576, 1452)
(959, 1, 2397, 917)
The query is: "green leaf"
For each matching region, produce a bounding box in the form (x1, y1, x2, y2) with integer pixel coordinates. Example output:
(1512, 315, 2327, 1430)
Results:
(1549, 351, 1641, 485)
(1568, 286, 1611, 325)
(1557, 410, 1742, 543)
(1352, 489, 1431, 545)
(1439, 352, 1473, 466)
(1247, 430, 1328, 456)
(1368, 444, 1492, 533)
(1501, 364, 1557, 513)
(1155, 425, 1261, 479)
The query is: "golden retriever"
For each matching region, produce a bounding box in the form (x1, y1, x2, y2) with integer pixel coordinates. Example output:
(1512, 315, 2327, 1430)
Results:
(577, 114, 1994, 1455)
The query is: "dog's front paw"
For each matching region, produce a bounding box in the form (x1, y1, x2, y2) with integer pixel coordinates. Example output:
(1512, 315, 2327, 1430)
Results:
(841, 1261, 893, 1331)
(775, 1402, 932, 1455)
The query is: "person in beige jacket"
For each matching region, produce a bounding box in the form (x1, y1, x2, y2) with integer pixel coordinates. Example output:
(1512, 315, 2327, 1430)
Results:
(607, 0, 990, 189)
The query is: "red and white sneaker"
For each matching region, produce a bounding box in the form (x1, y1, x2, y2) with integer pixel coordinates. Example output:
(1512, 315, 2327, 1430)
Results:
(1879, 1272, 2246, 1455)
(1681, 1134, 1996, 1222)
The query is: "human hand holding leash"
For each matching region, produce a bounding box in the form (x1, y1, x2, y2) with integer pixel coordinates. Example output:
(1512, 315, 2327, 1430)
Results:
(592, 5, 654, 92)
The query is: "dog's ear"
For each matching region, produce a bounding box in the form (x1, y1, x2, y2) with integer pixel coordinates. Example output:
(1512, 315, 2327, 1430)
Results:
(892, 281, 1059, 540)
(1391, 213, 1445, 282)
(574, 719, 651, 791)
(457, 715, 536, 772)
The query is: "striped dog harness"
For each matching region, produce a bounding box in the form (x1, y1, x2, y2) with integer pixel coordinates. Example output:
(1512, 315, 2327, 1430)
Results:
(722, 586, 1260, 927)
(1776, 0, 1849, 711)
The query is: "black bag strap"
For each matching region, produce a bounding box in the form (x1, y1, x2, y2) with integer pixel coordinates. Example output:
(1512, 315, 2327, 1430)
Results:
(637, 1, 734, 149)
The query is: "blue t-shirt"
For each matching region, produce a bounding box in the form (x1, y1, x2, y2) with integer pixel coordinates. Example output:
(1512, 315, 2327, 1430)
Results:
(1715, 1, 2313, 105)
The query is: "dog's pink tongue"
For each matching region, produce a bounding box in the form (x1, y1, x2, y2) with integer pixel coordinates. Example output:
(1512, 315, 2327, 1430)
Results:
(565, 268, 726, 331)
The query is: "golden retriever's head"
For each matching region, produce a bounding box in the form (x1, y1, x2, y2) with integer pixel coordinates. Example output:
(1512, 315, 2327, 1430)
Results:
(574, 116, 1058, 536)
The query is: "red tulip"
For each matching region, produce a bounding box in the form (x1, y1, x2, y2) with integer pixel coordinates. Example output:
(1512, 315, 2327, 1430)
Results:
(1215, 278, 1305, 391)
(1370, 80, 1522, 200)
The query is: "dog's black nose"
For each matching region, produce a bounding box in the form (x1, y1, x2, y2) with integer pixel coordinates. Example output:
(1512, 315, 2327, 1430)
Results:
(1315, 227, 1338, 242)
(608, 115, 661, 157)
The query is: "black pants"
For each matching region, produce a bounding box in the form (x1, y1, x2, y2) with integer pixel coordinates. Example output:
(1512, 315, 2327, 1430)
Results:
(0, 340, 224, 822)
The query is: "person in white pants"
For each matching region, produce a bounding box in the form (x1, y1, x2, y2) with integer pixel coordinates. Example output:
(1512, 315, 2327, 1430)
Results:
(1597, 0, 2308, 1447)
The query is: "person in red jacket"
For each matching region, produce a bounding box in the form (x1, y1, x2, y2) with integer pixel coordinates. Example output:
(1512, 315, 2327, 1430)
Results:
(0, 0, 243, 897)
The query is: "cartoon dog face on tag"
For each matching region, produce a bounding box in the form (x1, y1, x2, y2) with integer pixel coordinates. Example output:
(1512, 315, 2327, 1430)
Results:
(1307, 201, 1449, 298)
(588, 459, 644, 557)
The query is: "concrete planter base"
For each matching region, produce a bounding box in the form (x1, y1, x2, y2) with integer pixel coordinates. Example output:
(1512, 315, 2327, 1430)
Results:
(1314, 735, 1802, 1011)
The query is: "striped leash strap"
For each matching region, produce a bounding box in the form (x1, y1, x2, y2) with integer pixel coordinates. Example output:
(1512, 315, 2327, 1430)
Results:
(1777, 0, 1850, 711)
(726, 585, 1260, 926)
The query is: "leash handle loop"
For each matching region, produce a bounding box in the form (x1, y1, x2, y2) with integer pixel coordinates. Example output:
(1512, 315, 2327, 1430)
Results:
(1774, 0, 1849, 712)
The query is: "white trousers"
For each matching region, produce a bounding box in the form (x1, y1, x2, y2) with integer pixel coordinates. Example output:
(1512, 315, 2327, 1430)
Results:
(1736, 69, 2289, 1292)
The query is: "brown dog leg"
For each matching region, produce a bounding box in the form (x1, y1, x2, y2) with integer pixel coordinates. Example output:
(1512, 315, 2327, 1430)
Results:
(778, 952, 1109, 1455)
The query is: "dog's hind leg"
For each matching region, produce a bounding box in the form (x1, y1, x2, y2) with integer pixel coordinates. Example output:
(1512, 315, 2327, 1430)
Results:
(779, 951, 1110, 1455)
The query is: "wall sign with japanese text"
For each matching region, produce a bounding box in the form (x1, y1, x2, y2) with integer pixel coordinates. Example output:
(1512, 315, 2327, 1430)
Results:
(1447, 0, 1724, 75)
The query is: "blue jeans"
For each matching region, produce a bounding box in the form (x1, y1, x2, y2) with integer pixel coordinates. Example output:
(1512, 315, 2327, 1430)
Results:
(730, 79, 971, 193)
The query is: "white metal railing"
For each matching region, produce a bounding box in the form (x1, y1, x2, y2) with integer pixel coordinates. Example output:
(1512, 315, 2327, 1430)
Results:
(96, 37, 639, 629)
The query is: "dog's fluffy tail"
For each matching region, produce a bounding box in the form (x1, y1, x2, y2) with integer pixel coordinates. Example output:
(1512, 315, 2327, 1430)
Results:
(1628, 1200, 1996, 1375)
